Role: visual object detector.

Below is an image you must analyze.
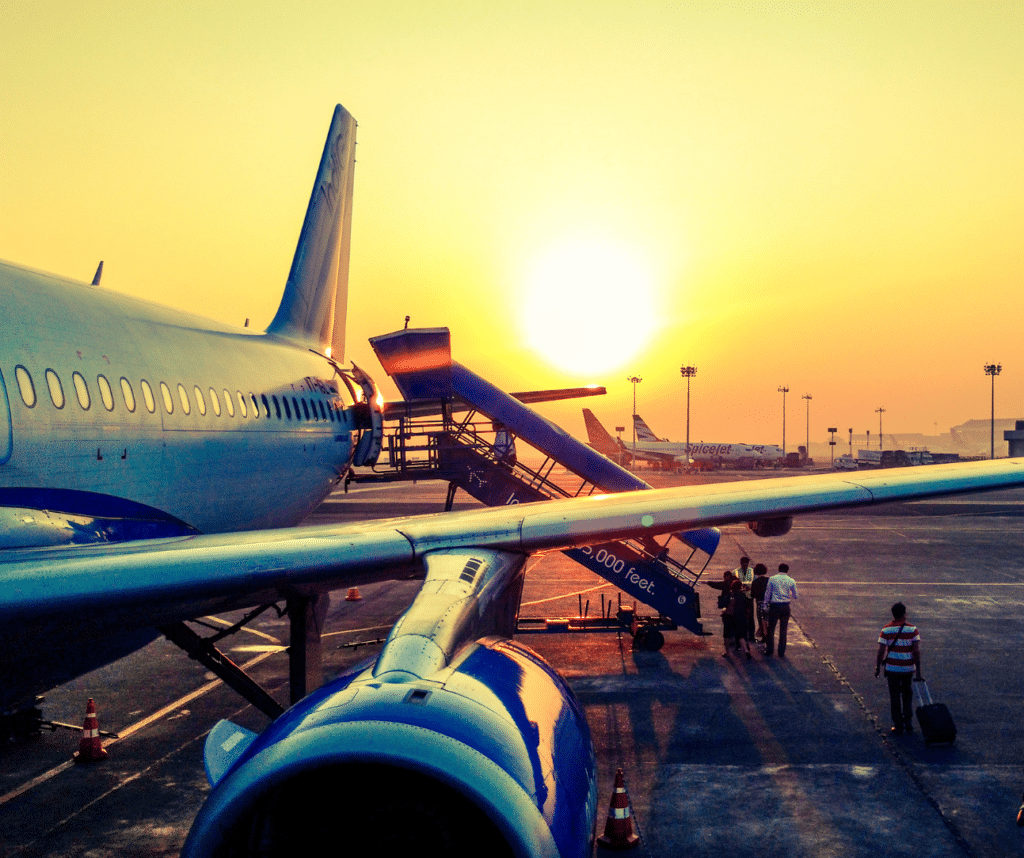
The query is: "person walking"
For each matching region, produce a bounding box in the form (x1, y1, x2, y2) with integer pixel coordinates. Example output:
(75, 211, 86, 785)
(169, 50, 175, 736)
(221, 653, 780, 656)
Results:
(732, 556, 756, 642)
(750, 563, 770, 643)
(875, 602, 922, 734)
(725, 579, 753, 659)
(707, 570, 739, 655)
(762, 563, 798, 657)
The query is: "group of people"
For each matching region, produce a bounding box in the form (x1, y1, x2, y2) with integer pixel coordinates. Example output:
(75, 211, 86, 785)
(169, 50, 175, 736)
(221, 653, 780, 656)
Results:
(708, 556, 798, 659)
(709, 557, 926, 737)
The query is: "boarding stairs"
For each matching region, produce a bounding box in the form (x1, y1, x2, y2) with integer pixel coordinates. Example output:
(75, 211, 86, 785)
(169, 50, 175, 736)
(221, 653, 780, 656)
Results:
(362, 328, 721, 635)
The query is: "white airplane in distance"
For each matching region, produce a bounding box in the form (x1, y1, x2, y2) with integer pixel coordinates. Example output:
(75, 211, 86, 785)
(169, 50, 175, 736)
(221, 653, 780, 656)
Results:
(634, 413, 785, 468)
(582, 408, 782, 470)
(4, 106, 1024, 858)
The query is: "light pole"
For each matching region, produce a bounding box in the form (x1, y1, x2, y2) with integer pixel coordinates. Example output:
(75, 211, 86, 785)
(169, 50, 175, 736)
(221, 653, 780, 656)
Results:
(875, 407, 886, 450)
(984, 363, 1002, 459)
(680, 365, 697, 455)
(802, 393, 812, 459)
(627, 376, 642, 463)
(778, 386, 789, 455)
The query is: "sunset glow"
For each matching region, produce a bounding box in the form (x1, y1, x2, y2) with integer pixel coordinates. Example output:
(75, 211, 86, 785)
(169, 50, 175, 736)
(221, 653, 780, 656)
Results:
(520, 239, 659, 376)
(3, 3, 1023, 447)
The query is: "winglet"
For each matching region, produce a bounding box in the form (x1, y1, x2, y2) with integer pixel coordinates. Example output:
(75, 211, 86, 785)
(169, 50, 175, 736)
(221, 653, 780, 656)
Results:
(91, 261, 103, 286)
(267, 105, 356, 359)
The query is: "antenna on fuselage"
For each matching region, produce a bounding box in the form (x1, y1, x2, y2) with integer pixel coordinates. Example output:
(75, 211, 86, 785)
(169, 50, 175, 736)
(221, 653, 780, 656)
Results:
(91, 261, 103, 286)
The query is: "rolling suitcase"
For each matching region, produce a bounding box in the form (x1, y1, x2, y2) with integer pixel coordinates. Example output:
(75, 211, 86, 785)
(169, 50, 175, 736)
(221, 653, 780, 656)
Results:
(914, 679, 956, 745)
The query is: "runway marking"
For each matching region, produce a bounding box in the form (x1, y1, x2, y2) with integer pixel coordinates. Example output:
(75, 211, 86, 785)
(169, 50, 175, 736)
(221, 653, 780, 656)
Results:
(323, 624, 393, 638)
(201, 615, 282, 644)
(521, 581, 612, 608)
(790, 581, 1024, 586)
(0, 650, 279, 808)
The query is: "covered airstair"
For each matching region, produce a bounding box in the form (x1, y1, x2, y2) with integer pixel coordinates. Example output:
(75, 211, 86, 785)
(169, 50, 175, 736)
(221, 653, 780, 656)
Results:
(360, 329, 721, 639)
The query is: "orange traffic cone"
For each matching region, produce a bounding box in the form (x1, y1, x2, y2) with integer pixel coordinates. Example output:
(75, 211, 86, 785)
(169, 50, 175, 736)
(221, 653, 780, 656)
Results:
(345, 587, 362, 601)
(597, 768, 639, 850)
(73, 698, 108, 763)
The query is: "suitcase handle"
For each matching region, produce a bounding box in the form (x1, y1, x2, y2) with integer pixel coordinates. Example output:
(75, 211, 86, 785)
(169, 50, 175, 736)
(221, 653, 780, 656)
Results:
(913, 677, 933, 707)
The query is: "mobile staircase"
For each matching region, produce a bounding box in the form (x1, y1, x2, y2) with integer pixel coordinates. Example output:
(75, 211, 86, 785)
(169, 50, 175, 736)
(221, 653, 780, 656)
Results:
(361, 328, 721, 643)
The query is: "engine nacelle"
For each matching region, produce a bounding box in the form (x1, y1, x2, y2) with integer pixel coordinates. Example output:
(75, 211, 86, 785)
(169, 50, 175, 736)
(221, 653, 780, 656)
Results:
(183, 637, 597, 858)
(746, 515, 793, 537)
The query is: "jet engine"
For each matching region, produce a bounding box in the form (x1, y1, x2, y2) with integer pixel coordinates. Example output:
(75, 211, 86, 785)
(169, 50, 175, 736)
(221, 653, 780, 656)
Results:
(182, 636, 597, 858)
(746, 515, 794, 537)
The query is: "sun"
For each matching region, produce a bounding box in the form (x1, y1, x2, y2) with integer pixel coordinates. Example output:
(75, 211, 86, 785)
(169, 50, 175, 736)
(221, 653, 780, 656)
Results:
(519, 239, 660, 377)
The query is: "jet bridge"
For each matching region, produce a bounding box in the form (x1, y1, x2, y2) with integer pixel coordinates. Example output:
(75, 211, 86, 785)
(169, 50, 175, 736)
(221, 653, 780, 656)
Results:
(364, 328, 720, 638)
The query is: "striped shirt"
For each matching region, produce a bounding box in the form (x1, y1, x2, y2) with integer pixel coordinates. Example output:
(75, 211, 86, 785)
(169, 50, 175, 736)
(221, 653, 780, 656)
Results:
(878, 622, 920, 673)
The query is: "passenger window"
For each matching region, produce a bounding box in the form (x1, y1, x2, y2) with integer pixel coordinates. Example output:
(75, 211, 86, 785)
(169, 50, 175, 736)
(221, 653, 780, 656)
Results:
(250, 393, 260, 418)
(140, 379, 156, 413)
(15, 366, 36, 407)
(45, 369, 64, 409)
(237, 391, 248, 417)
(97, 375, 115, 411)
(273, 395, 282, 419)
(282, 397, 290, 420)
(160, 382, 174, 414)
(209, 387, 221, 417)
(302, 399, 311, 420)
(120, 377, 136, 412)
(194, 385, 206, 416)
(223, 389, 235, 417)
(72, 371, 91, 409)
(260, 394, 270, 418)
(177, 384, 191, 415)
(317, 400, 327, 421)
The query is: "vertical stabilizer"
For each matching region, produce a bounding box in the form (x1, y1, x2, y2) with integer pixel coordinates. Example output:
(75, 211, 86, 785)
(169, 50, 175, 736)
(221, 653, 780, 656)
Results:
(633, 414, 661, 442)
(267, 105, 356, 359)
(582, 409, 622, 457)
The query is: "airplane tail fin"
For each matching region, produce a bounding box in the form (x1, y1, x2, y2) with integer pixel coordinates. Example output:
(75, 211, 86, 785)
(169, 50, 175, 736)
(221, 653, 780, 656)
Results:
(633, 413, 660, 442)
(266, 105, 357, 360)
(582, 409, 622, 457)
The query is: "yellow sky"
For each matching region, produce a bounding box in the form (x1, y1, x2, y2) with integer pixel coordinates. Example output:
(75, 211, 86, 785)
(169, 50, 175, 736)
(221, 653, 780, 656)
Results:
(2, 2, 1023, 447)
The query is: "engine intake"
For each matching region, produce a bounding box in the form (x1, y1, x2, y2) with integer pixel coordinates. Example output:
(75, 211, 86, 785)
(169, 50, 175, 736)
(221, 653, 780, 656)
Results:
(746, 516, 793, 537)
(182, 638, 597, 858)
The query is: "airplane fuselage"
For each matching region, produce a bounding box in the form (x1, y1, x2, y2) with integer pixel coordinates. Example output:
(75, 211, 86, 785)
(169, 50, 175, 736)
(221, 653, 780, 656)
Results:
(626, 438, 783, 467)
(0, 261, 361, 542)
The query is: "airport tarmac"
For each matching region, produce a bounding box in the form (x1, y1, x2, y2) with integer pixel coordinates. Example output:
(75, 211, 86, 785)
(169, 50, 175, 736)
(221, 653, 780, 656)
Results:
(2, 471, 1024, 857)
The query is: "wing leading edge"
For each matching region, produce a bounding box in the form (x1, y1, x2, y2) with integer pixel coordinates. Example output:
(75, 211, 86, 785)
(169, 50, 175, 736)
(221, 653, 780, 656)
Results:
(3, 458, 1024, 639)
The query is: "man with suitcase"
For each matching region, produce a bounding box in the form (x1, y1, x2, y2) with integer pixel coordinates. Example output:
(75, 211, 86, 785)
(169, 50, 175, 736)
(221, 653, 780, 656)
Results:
(875, 602, 922, 734)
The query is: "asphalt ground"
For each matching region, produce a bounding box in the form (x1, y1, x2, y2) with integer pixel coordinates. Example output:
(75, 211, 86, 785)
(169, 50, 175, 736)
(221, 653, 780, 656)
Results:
(2, 472, 1024, 857)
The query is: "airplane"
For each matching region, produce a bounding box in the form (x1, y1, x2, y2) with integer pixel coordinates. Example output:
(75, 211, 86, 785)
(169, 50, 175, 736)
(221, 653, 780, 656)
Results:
(582, 408, 782, 470)
(633, 413, 785, 468)
(4, 106, 1024, 857)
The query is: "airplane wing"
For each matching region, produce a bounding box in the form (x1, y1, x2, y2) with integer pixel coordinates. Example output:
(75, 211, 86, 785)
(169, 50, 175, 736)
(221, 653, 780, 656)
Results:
(4, 458, 1024, 639)
(7, 458, 1024, 858)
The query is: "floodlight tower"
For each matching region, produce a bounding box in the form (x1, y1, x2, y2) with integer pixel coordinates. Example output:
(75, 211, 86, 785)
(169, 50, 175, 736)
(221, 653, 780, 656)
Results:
(984, 363, 1002, 459)
(627, 376, 642, 461)
(875, 407, 886, 450)
(680, 365, 697, 455)
(778, 386, 789, 455)
(802, 393, 812, 459)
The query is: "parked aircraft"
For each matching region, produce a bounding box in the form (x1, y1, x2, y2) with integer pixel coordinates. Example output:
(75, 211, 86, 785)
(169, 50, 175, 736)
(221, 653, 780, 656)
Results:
(4, 106, 1024, 857)
(582, 408, 782, 469)
(634, 413, 784, 468)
